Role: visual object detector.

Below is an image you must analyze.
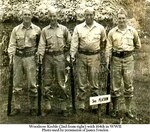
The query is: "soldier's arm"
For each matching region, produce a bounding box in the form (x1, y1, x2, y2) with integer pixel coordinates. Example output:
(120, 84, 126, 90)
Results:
(133, 29, 141, 50)
(70, 26, 79, 60)
(37, 29, 46, 57)
(8, 28, 17, 57)
(36, 27, 41, 47)
(105, 31, 113, 67)
(64, 27, 71, 52)
(100, 26, 107, 50)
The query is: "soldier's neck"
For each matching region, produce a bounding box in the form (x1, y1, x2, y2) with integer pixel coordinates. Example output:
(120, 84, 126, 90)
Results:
(86, 22, 93, 28)
(118, 24, 127, 31)
(51, 23, 58, 28)
(23, 22, 31, 29)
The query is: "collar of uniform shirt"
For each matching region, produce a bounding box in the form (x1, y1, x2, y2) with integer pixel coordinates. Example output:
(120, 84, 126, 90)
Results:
(21, 23, 33, 29)
(48, 23, 60, 29)
(116, 25, 132, 33)
(83, 20, 97, 29)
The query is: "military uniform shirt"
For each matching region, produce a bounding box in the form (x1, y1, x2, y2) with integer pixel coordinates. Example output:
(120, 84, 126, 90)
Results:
(106, 25, 141, 58)
(70, 21, 106, 57)
(8, 23, 41, 56)
(38, 24, 71, 56)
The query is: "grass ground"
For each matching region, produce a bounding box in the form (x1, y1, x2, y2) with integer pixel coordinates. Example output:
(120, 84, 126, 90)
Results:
(0, 38, 150, 124)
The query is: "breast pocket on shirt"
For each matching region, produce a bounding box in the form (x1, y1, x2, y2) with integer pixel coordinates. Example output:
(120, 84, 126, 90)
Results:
(29, 34, 37, 45)
(79, 33, 86, 42)
(57, 33, 64, 47)
(93, 33, 101, 44)
(29, 34, 36, 40)
(126, 35, 134, 46)
(16, 35, 24, 47)
(112, 36, 118, 42)
(46, 35, 53, 46)
(94, 33, 100, 40)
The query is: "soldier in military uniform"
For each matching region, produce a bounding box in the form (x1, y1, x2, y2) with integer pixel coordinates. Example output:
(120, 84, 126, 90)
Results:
(37, 8, 71, 117)
(8, 8, 41, 116)
(70, 7, 106, 113)
(106, 8, 141, 118)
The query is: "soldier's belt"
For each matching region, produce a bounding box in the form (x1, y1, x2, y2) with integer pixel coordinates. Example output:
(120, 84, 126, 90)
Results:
(78, 49, 100, 55)
(15, 48, 36, 57)
(45, 50, 64, 56)
(112, 51, 133, 58)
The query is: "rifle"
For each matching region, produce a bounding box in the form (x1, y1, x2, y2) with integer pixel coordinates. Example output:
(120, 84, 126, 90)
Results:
(36, 57, 42, 116)
(69, 56, 76, 113)
(36, 34, 42, 116)
(106, 63, 110, 115)
(7, 56, 13, 116)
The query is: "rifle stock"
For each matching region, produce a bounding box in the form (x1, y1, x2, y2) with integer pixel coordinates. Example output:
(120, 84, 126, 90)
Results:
(7, 58, 13, 116)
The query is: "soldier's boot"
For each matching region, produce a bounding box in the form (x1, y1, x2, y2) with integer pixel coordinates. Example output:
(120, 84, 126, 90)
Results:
(125, 97, 134, 119)
(91, 105, 98, 114)
(111, 97, 119, 118)
(29, 96, 37, 116)
(78, 101, 85, 112)
(10, 94, 21, 116)
(60, 101, 69, 117)
(42, 100, 51, 116)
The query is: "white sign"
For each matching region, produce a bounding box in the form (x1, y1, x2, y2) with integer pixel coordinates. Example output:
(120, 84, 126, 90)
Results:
(89, 95, 111, 106)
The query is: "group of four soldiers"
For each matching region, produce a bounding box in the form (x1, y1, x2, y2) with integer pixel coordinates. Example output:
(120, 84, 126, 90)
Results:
(8, 6, 141, 118)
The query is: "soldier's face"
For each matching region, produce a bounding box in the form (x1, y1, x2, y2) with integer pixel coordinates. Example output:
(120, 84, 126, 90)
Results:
(117, 14, 127, 26)
(84, 10, 95, 25)
(49, 12, 57, 25)
(22, 10, 32, 23)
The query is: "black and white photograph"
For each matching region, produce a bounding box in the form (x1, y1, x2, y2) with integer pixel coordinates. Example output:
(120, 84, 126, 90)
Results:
(0, 0, 149, 131)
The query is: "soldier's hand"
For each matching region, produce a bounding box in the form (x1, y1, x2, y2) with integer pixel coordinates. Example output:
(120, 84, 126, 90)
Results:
(35, 52, 43, 64)
(71, 57, 75, 63)
(106, 58, 109, 68)
(66, 54, 71, 62)
(9, 55, 13, 65)
(39, 55, 43, 64)
(67, 55, 75, 64)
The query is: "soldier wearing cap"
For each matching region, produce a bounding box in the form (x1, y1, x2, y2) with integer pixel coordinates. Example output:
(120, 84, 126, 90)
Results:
(70, 7, 106, 113)
(106, 8, 141, 118)
(37, 8, 71, 117)
(8, 8, 41, 116)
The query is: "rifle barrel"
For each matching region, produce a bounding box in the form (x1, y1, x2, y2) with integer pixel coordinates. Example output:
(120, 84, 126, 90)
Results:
(37, 63, 42, 116)
(7, 62, 13, 116)
(70, 60, 76, 113)
(106, 64, 110, 115)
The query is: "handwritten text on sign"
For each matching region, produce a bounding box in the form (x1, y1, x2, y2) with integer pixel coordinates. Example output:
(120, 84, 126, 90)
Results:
(90, 95, 111, 105)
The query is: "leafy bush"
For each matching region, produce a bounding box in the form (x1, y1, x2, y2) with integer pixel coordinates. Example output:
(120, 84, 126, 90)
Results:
(0, 0, 121, 23)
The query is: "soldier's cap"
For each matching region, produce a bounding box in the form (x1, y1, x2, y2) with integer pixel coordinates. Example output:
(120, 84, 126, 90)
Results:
(84, 7, 95, 14)
(117, 8, 127, 16)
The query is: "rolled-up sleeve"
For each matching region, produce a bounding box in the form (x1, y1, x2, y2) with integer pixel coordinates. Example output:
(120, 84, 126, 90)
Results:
(101, 26, 107, 42)
(8, 28, 17, 56)
(133, 29, 141, 49)
(37, 29, 46, 56)
(70, 26, 79, 58)
(105, 31, 113, 63)
(64, 27, 71, 52)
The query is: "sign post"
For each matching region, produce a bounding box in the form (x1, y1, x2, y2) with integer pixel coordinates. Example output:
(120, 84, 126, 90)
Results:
(90, 95, 111, 106)
(90, 94, 111, 121)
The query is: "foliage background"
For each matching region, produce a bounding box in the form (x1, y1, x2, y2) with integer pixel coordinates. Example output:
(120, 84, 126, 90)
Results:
(0, 0, 150, 124)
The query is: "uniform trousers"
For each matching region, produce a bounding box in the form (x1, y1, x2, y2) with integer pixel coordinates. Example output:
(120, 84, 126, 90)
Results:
(43, 54, 68, 110)
(76, 53, 100, 109)
(111, 55, 134, 97)
(13, 55, 37, 109)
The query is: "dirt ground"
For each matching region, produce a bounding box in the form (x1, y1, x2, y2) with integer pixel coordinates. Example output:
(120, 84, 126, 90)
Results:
(0, 37, 150, 124)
